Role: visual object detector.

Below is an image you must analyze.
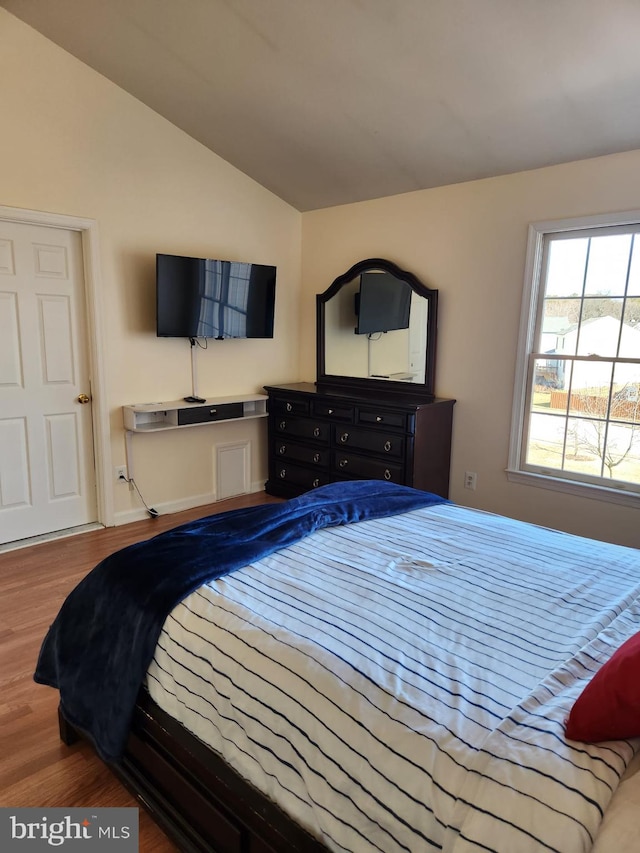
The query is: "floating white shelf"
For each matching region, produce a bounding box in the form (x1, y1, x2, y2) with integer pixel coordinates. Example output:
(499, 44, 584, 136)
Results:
(122, 394, 269, 483)
(123, 394, 268, 432)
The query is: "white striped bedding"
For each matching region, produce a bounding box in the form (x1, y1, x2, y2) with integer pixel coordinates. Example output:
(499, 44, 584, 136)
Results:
(145, 502, 640, 852)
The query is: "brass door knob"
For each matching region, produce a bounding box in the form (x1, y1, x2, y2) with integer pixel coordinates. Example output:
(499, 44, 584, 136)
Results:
(77, 393, 91, 404)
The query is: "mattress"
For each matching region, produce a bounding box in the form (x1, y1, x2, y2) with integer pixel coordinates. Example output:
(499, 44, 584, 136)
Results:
(145, 502, 640, 852)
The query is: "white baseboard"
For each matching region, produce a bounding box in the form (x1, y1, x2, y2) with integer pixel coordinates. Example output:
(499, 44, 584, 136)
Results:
(113, 481, 266, 527)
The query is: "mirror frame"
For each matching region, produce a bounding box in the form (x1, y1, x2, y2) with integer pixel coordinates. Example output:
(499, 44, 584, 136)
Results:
(316, 258, 438, 401)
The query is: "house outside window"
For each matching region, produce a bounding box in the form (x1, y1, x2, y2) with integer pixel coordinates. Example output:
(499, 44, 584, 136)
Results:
(508, 212, 640, 506)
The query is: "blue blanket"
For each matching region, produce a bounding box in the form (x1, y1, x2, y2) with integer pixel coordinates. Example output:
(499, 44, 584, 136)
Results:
(34, 480, 446, 762)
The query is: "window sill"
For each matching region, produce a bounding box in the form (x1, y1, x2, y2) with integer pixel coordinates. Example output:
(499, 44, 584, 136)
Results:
(505, 469, 640, 509)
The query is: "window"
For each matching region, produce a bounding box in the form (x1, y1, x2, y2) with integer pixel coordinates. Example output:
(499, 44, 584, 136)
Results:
(509, 212, 640, 506)
(199, 259, 251, 337)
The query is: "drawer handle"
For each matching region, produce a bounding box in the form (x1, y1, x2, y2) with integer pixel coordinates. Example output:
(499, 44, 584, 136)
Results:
(340, 432, 349, 443)
(338, 458, 348, 468)
(384, 468, 392, 480)
(286, 402, 293, 412)
(279, 420, 287, 430)
(376, 416, 383, 423)
(278, 444, 287, 455)
(209, 409, 217, 415)
(313, 426, 321, 438)
(384, 440, 392, 452)
(279, 468, 287, 479)
(313, 452, 321, 463)
(312, 478, 320, 488)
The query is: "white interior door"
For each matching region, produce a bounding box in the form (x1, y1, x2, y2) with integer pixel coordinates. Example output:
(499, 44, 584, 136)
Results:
(0, 220, 97, 544)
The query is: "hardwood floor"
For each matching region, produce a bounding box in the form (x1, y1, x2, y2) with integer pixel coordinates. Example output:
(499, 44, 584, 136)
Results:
(0, 491, 279, 851)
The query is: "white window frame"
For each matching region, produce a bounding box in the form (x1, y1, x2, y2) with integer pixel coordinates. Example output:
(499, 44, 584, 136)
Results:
(507, 209, 640, 508)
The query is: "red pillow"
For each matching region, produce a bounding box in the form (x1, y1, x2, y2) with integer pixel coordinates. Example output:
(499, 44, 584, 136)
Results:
(566, 631, 640, 742)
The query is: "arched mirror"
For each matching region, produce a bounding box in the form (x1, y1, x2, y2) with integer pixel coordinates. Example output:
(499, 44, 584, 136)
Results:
(316, 258, 438, 400)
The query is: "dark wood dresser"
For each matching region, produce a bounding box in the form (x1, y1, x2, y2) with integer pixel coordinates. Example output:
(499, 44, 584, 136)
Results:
(264, 383, 455, 499)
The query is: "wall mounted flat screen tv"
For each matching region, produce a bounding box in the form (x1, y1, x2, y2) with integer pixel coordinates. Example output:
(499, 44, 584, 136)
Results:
(355, 271, 412, 335)
(156, 254, 276, 339)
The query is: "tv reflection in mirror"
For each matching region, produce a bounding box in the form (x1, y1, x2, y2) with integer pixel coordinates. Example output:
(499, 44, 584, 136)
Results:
(355, 272, 412, 335)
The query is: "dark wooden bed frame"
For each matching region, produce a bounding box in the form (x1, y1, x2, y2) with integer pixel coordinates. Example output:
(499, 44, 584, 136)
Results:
(59, 691, 328, 853)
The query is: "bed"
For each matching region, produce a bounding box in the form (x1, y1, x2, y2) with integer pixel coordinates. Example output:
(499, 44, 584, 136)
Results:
(35, 481, 640, 852)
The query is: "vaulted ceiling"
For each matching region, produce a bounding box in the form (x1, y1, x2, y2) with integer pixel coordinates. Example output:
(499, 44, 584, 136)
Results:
(4, 0, 640, 211)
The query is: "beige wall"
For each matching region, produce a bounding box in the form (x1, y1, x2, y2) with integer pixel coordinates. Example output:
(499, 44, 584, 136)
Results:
(301, 156, 640, 548)
(0, 10, 302, 521)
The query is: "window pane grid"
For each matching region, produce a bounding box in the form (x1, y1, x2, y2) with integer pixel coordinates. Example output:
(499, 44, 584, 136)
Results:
(523, 225, 640, 495)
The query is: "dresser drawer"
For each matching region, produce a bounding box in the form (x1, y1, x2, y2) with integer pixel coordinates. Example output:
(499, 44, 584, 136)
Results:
(275, 418, 330, 443)
(170, 402, 244, 425)
(271, 396, 310, 416)
(331, 451, 404, 483)
(272, 463, 331, 490)
(273, 439, 329, 468)
(311, 400, 354, 421)
(332, 425, 404, 458)
(356, 408, 408, 430)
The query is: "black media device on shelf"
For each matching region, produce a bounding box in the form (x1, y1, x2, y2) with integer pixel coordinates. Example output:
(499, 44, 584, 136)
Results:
(156, 253, 276, 339)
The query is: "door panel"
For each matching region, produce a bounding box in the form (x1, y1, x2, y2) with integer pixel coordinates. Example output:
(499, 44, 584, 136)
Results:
(0, 221, 96, 544)
(47, 413, 81, 498)
(40, 295, 75, 382)
(0, 292, 22, 385)
(0, 418, 30, 507)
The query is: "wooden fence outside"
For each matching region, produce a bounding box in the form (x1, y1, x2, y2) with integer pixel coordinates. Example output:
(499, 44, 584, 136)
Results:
(549, 390, 640, 422)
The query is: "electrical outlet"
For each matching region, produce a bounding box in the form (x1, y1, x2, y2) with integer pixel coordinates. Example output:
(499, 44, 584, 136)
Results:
(115, 465, 128, 482)
(464, 471, 477, 490)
